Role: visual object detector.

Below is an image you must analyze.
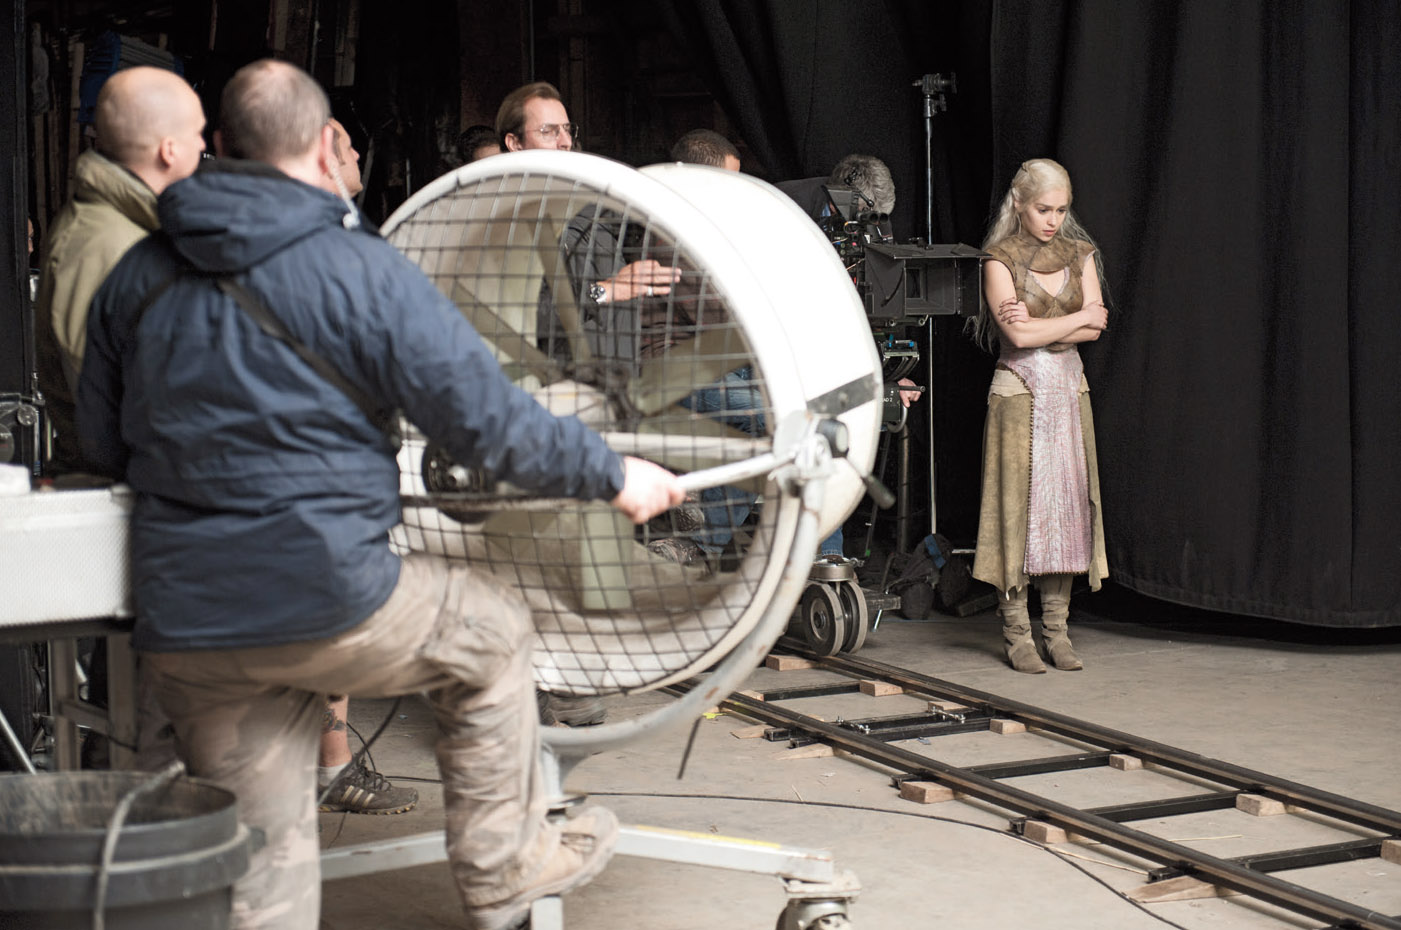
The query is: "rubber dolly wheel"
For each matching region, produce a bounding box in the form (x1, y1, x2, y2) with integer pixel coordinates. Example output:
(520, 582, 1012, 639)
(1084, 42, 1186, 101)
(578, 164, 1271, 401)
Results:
(799, 584, 847, 657)
(837, 580, 870, 654)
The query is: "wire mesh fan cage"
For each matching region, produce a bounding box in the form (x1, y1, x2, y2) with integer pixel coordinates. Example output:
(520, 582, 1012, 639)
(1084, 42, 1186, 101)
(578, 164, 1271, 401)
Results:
(380, 152, 882, 707)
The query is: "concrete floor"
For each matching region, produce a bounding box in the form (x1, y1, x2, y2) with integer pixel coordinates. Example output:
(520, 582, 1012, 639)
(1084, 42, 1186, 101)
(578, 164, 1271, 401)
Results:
(318, 586, 1401, 930)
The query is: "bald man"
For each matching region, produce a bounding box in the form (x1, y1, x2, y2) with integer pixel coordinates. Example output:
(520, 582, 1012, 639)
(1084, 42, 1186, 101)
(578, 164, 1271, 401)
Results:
(36, 65, 205, 475)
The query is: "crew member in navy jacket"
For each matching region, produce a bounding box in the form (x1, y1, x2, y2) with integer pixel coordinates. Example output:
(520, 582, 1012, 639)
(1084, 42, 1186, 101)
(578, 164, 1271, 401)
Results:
(78, 59, 682, 930)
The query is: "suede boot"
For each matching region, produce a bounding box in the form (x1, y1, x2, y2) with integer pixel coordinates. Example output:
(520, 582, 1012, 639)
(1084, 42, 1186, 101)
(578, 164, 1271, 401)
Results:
(1038, 574, 1082, 671)
(999, 587, 1045, 674)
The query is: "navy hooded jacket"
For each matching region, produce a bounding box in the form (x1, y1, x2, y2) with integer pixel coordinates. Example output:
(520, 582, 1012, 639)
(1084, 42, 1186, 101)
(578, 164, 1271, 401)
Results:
(78, 160, 625, 652)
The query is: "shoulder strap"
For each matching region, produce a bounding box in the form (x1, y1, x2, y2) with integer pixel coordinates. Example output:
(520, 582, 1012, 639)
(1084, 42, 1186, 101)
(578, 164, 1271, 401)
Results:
(127, 266, 400, 445)
(129, 272, 183, 334)
(214, 276, 400, 444)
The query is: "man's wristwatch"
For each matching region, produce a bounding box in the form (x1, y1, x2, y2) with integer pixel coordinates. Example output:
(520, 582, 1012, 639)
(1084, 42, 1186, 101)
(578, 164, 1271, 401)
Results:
(588, 282, 609, 304)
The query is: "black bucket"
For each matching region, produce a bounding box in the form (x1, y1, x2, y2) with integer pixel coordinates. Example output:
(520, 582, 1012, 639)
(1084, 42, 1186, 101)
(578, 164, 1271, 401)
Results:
(0, 770, 252, 929)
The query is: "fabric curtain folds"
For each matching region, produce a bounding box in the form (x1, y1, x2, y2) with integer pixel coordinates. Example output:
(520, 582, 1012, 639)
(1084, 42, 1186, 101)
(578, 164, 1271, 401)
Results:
(990, 0, 1400, 626)
(658, 0, 1398, 626)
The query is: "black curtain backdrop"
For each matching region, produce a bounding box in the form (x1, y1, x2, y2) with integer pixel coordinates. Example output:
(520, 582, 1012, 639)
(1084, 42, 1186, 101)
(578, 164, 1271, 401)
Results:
(652, 0, 997, 548)
(659, 0, 1401, 627)
(991, 1, 1401, 627)
(652, 0, 992, 242)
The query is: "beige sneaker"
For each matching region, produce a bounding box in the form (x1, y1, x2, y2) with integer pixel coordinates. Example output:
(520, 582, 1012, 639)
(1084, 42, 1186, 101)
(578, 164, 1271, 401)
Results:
(467, 806, 620, 930)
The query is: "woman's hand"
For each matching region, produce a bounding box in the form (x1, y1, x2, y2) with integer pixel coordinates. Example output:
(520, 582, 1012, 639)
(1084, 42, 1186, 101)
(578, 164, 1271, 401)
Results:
(997, 297, 1029, 326)
(1082, 299, 1108, 331)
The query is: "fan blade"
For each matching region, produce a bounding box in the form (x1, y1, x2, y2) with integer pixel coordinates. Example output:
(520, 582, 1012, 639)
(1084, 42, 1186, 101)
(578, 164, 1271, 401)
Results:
(577, 505, 633, 611)
(535, 215, 594, 363)
(475, 506, 635, 612)
(450, 281, 561, 384)
(628, 327, 755, 415)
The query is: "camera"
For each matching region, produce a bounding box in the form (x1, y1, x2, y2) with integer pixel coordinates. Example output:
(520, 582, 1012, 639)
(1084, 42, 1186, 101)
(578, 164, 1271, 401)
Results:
(816, 182, 894, 267)
(788, 177, 983, 430)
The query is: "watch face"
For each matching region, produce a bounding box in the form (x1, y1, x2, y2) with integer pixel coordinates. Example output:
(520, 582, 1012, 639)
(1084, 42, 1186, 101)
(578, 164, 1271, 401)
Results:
(589, 283, 606, 302)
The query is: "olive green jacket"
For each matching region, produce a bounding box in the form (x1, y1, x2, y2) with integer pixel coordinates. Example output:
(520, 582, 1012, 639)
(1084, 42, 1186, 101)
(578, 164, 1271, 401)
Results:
(36, 150, 159, 472)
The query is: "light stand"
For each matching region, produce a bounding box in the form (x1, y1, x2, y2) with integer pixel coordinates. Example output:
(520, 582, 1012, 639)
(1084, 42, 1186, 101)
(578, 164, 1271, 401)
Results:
(911, 73, 956, 245)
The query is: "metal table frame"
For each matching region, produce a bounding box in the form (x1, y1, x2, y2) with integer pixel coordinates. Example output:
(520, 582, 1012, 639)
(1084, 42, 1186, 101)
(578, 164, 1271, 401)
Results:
(0, 616, 138, 773)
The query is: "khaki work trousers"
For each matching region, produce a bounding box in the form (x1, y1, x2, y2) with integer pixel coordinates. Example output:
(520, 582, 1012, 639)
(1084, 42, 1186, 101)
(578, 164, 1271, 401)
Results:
(144, 553, 552, 930)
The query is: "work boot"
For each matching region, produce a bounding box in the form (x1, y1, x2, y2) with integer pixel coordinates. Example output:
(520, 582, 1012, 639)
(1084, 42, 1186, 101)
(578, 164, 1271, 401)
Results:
(537, 689, 607, 727)
(646, 536, 707, 567)
(1038, 574, 1083, 671)
(466, 806, 620, 930)
(643, 496, 706, 536)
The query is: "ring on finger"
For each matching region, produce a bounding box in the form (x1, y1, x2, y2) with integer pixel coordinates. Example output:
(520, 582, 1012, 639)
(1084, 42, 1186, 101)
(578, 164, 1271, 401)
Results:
(646, 285, 654, 297)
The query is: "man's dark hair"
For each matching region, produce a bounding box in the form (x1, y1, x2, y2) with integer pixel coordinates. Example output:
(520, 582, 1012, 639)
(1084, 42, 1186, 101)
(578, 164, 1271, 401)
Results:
(670, 129, 739, 168)
(220, 60, 330, 163)
(829, 154, 895, 215)
(494, 81, 563, 148)
(458, 124, 501, 163)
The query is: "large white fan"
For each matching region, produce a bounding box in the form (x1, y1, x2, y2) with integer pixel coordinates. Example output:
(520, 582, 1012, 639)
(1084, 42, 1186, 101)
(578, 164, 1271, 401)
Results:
(381, 152, 881, 701)
(327, 152, 882, 928)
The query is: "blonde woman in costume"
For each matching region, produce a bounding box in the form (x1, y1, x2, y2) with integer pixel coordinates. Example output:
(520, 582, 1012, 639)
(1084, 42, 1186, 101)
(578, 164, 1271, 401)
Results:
(972, 158, 1110, 673)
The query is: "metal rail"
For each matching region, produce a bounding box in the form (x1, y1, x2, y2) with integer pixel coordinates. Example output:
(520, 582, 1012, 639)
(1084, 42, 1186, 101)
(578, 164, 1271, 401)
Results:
(819, 651, 1401, 837)
(686, 649, 1401, 930)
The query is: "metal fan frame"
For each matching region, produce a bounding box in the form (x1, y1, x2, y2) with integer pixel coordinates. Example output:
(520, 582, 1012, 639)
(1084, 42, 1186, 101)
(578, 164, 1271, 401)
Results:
(380, 153, 881, 699)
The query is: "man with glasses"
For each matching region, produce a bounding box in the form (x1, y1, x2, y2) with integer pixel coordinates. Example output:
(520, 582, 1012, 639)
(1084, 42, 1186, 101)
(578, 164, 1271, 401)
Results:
(494, 82, 682, 729)
(496, 81, 575, 152)
(494, 81, 680, 307)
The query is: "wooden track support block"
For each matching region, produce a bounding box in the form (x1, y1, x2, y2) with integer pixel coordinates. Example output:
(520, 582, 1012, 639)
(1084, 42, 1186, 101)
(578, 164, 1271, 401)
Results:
(989, 718, 1026, 735)
(775, 743, 836, 761)
(1236, 793, 1292, 816)
(899, 781, 956, 804)
(859, 679, 904, 696)
(1022, 820, 1072, 844)
(738, 690, 766, 702)
(1380, 839, 1401, 865)
(765, 654, 816, 671)
(1127, 875, 1239, 903)
(1109, 753, 1143, 770)
(928, 700, 973, 714)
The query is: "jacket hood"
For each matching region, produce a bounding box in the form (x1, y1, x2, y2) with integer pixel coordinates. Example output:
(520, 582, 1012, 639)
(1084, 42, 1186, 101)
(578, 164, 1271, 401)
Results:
(158, 159, 358, 274)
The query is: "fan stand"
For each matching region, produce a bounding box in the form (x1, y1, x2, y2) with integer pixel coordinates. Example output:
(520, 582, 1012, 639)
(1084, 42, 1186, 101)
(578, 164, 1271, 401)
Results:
(321, 447, 863, 929)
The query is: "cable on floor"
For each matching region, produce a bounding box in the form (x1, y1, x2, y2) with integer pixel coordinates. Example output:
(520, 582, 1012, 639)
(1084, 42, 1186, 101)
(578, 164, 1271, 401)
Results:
(590, 789, 1193, 930)
(363, 775, 1193, 930)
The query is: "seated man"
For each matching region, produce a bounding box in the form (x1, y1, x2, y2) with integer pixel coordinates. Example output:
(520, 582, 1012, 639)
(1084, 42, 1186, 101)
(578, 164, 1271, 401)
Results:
(497, 80, 683, 362)
(497, 81, 685, 729)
